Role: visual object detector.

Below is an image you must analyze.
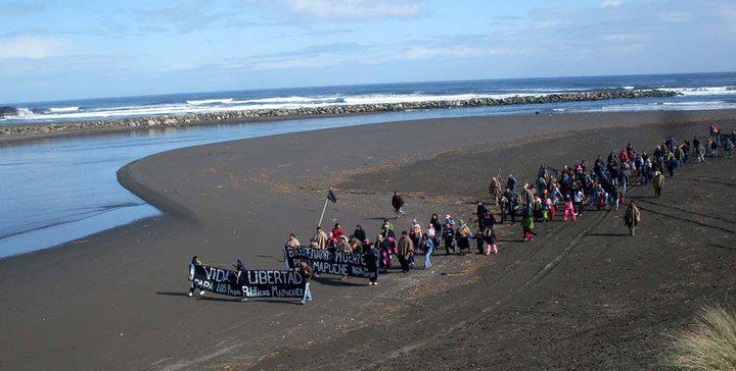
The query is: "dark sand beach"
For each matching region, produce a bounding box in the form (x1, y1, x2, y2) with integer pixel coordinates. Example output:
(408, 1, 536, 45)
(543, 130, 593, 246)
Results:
(1, 110, 735, 370)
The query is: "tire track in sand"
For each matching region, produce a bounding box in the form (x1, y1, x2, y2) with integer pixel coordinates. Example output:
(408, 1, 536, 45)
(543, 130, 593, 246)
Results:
(357, 211, 610, 370)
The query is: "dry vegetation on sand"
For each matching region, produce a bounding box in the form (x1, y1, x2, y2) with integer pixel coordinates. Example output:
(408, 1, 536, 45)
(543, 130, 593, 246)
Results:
(663, 305, 736, 371)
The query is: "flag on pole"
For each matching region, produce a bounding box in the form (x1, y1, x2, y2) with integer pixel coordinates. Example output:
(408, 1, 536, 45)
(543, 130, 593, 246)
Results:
(327, 189, 338, 203)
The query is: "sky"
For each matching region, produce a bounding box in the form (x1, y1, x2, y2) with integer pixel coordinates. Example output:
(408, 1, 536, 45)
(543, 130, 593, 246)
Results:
(0, 0, 735, 103)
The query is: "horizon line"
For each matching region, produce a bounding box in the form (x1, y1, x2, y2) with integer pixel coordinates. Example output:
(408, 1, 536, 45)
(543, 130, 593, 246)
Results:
(3, 70, 735, 107)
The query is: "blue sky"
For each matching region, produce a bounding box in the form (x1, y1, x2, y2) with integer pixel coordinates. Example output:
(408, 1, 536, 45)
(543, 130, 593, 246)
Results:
(0, 0, 734, 103)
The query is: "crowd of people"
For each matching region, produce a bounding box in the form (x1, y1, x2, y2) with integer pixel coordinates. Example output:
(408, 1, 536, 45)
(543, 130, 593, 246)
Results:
(190, 124, 733, 302)
(288, 124, 733, 275)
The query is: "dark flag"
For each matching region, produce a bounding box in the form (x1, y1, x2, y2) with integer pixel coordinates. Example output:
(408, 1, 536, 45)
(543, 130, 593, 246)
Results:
(327, 189, 338, 203)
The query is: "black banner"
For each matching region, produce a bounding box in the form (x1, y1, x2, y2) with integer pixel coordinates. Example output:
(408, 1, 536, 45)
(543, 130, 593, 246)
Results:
(192, 264, 305, 298)
(283, 246, 371, 278)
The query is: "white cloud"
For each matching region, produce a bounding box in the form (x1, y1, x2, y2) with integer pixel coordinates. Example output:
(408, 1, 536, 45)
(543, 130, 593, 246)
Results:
(399, 45, 510, 60)
(212, 39, 515, 73)
(0, 36, 69, 59)
(601, 0, 622, 8)
(266, 0, 426, 21)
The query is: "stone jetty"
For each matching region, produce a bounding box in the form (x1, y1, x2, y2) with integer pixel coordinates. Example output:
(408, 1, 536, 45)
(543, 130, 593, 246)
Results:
(0, 89, 678, 140)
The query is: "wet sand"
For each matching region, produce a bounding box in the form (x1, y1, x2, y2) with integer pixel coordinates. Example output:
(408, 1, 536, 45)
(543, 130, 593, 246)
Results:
(0, 110, 734, 371)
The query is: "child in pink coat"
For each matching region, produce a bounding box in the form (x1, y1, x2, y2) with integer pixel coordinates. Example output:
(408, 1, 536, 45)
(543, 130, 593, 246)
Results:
(563, 194, 577, 221)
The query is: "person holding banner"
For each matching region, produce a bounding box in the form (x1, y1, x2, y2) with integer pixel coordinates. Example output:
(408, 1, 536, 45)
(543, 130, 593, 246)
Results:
(232, 258, 248, 302)
(299, 260, 314, 305)
(312, 226, 328, 249)
(281, 233, 300, 263)
(187, 256, 205, 298)
(285, 233, 300, 248)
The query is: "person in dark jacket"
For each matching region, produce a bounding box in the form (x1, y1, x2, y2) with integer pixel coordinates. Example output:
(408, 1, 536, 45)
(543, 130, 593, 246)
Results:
(391, 191, 405, 218)
(502, 189, 517, 224)
(481, 210, 497, 231)
(442, 221, 456, 255)
(363, 243, 379, 285)
(353, 224, 367, 245)
(476, 201, 488, 229)
(187, 256, 205, 298)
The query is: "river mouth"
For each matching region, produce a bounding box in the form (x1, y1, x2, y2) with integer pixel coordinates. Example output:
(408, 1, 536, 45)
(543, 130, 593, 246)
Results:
(1, 97, 734, 259)
(0, 108, 465, 258)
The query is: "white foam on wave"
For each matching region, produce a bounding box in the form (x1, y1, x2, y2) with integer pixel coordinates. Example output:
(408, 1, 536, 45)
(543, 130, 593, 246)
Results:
(9, 88, 728, 123)
(598, 100, 735, 112)
(6, 92, 556, 122)
(186, 98, 234, 105)
(513, 87, 588, 93)
(342, 92, 548, 105)
(661, 86, 736, 96)
(48, 106, 79, 113)
(15, 108, 34, 116)
(230, 95, 343, 104)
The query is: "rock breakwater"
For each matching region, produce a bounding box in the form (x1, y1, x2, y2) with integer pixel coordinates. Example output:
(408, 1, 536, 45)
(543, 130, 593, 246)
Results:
(0, 89, 677, 140)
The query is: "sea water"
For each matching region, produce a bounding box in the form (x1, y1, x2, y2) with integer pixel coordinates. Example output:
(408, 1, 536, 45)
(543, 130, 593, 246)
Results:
(2, 72, 735, 124)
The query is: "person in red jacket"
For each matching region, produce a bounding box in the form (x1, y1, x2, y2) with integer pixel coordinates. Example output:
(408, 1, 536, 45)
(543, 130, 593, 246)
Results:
(331, 223, 346, 244)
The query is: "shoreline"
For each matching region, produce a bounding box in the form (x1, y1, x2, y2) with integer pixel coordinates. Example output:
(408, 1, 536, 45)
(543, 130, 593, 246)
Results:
(0, 89, 676, 143)
(0, 109, 734, 371)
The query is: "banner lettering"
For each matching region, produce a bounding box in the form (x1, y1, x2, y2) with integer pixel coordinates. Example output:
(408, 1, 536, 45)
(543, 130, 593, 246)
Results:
(284, 246, 371, 278)
(191, 264, 305, 298)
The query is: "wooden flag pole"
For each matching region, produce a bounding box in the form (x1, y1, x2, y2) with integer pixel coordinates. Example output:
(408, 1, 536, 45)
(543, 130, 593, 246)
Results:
(318, 197, 329, 227)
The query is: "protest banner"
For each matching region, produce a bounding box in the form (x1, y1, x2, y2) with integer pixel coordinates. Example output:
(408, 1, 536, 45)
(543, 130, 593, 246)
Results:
(283, 246, 372, 278)
(191, 264, 305, 298)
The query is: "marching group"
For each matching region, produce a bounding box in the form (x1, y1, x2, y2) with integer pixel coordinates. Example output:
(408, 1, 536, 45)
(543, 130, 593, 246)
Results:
(190, 124, 733, 302)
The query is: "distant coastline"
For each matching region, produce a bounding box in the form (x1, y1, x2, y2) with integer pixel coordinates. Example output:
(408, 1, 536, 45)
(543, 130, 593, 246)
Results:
(0, 89, 676, 142)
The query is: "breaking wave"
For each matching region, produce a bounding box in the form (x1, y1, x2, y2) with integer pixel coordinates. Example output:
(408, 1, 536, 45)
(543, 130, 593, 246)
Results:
(661, 86, 736, 96)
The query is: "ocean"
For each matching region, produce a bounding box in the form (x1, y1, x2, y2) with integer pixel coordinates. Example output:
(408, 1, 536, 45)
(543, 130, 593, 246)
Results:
(0, 72, 734, 258)
(2, 72, 735, 124)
